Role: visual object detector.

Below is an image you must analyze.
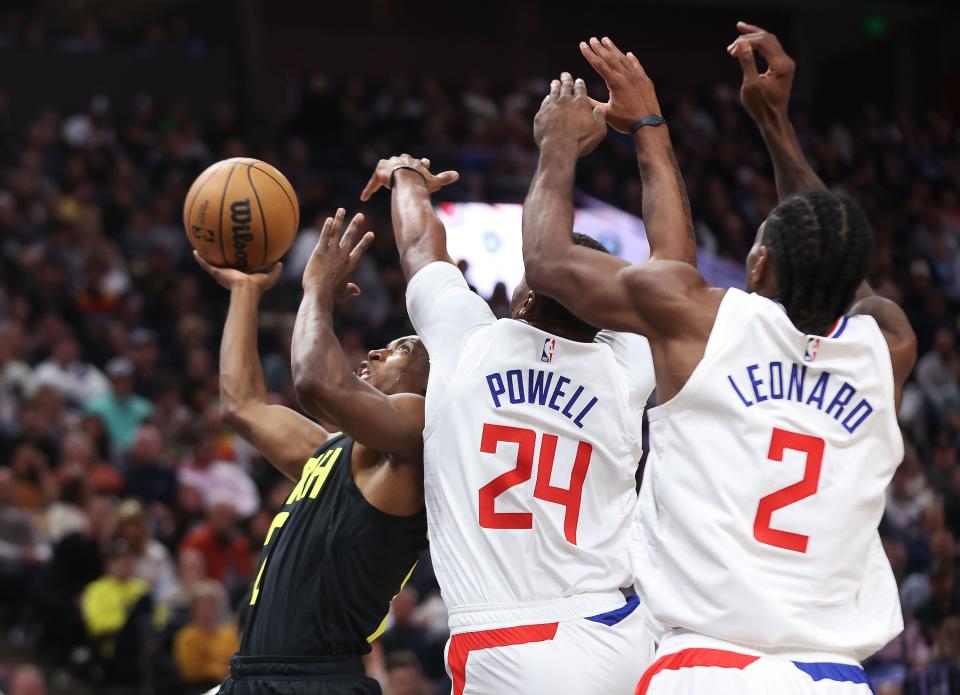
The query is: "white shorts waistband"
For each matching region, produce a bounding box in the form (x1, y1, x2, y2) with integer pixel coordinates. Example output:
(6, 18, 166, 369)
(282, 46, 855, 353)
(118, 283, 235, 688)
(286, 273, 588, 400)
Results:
(658, 630, 862, 667)
(447, 591, 627, 633)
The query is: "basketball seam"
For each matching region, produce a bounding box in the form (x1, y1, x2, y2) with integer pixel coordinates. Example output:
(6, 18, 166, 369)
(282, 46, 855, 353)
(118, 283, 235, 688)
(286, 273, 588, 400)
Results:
(250, 163, 299, 229)
(247, 164, 269, 270)
(184, 165, 219, 236)
(218, 163, 239, 266)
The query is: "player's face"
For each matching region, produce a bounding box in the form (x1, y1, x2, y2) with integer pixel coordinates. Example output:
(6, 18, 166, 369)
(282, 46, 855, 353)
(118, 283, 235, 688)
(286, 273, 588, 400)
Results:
(745, 220, 773, 296)
(357, 336, 429, 396)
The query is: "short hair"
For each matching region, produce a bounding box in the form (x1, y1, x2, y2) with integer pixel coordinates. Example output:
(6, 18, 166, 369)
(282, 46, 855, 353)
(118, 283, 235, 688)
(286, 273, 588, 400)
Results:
(762, 190, 874, 335)
(386, 649, 422, 672)
(537, 233, 610, 335)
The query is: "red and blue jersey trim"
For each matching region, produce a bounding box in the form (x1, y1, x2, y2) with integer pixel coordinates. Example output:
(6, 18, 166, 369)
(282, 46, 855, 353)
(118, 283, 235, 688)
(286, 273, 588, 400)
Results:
(826, 315, 849, 339)
(585, 593, 640, 626)
(635, 647, 868, 694)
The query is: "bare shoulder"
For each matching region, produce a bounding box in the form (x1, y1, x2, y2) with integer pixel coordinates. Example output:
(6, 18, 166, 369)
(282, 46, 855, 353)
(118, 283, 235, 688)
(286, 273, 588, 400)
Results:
(849, 295, 917, 399)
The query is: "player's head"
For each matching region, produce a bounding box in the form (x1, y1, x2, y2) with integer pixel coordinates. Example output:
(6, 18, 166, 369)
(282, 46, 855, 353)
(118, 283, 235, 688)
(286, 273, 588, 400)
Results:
(356, 336, 429, 396)
(511, 233, 607, 339)
(746, 189, 873, 335)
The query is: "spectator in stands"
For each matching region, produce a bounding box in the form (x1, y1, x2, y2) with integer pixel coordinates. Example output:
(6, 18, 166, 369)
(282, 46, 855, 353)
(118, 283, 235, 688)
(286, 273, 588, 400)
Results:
(0, 320, 31, 428)
(384, 650, 431, 695)
(123, 424, 178, 507)
(80, 538, 155, 684)
(84, 357, 154, 454)
(173, 580, 238, 690)
(30, 333, 108, 409)
(112, 499, 180, 607)
(178, 428, 259, 518)
(179, 497, 252, 598)
(60, 428, 124, 496)
(45, 472, 89, 543)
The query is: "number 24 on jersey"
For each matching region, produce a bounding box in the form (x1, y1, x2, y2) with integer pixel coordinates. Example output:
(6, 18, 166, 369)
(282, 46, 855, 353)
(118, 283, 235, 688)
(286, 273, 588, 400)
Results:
(477, 423, 592, 545)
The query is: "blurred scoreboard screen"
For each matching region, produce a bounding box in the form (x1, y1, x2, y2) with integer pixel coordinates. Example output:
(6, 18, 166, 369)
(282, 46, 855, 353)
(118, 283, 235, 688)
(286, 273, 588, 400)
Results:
(435, 201, 650, 297)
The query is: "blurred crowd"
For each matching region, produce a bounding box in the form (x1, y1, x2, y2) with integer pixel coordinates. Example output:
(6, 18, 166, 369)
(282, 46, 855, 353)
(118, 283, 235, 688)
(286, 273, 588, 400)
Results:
(0, 12, 959, 695)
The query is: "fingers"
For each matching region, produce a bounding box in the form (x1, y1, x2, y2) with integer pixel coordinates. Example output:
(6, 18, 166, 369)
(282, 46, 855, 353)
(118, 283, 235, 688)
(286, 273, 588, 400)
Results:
(360, 170, 382, 201)
(560, 72, 575, 97)
(192, 250, 217, 275)
(732, 41, 759, 80)
(579, 40, 607, 76)
(264, 262, 283, 286)
(349, 231, 375, 263)
(550, 79, 560, 99)
(319, 208, 344, 247)
(435, 170, 460, 188)
(345, 283, 361, 298)
(574, 77, 587, 97)
(737, 20, 763, 34)
(340, 212, 366, 249)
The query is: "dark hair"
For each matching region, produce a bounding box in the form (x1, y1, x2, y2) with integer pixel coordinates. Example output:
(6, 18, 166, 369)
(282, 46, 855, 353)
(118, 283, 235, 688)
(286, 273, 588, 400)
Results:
(763, 189, 874, 335)
(386, 649, 422, 672)
(537, 233, 610, 336)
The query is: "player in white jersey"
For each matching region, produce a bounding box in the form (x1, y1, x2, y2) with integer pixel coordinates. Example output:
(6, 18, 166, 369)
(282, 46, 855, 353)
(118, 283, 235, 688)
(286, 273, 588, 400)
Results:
(523, 33, 917, 694)
(357, 44, 697, 693)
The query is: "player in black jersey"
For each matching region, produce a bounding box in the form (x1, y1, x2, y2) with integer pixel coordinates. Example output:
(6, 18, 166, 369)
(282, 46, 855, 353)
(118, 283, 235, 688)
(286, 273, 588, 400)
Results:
(194, 209, 430, 695)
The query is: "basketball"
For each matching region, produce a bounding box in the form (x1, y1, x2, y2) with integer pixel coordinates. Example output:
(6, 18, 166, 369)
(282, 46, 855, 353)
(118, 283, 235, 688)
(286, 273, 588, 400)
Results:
(183, 157, 300, 271)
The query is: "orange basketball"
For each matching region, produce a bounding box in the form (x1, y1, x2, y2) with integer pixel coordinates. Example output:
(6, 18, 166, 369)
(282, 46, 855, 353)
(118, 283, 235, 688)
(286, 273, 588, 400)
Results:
(183, 157, 300, 271)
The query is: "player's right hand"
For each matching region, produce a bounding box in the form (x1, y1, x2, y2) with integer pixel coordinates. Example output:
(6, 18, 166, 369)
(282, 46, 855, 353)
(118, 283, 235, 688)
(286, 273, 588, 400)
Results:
(193, 250, 282, 294)
(580, 37, 662, 134)
(533, 72, 607, 155)
(360, 154, 459, 201)
(302, 208, 374, 298)
(727, 21, 796, 127)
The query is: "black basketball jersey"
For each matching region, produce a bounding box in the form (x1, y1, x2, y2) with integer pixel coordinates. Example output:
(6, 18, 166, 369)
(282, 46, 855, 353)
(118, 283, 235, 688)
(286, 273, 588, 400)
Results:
(240, 434, 428, 656)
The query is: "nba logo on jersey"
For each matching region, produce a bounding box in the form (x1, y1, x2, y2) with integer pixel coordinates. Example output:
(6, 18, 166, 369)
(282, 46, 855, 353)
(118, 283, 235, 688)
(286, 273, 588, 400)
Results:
(541, 337, 556, 363)
(804, 336, 821, 362)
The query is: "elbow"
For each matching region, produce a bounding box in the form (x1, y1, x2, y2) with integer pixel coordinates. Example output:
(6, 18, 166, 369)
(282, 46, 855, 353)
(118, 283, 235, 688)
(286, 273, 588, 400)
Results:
(522, 255, 556, 294)
(293, 370, 341, 414)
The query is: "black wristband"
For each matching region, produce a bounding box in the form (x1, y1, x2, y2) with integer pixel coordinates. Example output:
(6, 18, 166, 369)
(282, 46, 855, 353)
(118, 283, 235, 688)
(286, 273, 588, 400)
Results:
(629, 115, 667, 134)
(390, 165, 427, 188)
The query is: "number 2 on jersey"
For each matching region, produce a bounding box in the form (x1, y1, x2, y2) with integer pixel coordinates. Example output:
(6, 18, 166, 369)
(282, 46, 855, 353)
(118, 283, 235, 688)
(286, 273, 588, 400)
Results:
(478, 423, 592, 545)
(753, 427, 825, 553)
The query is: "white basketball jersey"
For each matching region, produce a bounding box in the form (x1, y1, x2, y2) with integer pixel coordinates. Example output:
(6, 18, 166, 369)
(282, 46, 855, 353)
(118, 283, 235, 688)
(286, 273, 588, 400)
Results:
(635, 288, 903, 660)
(407, 262, 653, 622)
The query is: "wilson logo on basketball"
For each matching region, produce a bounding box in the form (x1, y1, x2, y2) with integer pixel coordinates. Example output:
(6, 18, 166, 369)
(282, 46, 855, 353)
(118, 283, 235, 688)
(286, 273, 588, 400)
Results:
(230, 198, 255, 270)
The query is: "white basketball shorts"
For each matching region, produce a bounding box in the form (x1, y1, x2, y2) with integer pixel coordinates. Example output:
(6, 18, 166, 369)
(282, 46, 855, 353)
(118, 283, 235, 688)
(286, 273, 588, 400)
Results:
(445, 594, 654, 695)
(637, 635, 872, 695)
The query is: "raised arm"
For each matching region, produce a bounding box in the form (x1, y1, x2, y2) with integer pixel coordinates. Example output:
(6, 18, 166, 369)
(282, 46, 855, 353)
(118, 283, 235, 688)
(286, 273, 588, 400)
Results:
(290, 209, 424, 464)
(728, 22, 823, 199)
(730, 22, 916, 402)
(360, 155, 459, 281)
(522, 61, 709, 338)
(195, 253, 329, 481)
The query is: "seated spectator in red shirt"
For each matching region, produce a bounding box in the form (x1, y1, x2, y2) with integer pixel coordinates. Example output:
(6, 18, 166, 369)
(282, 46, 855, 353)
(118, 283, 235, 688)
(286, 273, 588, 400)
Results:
(179, 496, 252, 598)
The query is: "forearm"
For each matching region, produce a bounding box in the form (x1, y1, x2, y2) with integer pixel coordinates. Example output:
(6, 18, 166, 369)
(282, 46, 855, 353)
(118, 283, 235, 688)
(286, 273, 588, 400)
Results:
(391, 172, 453, 279)
(633, 127, 697, 265)
(757, 114, 825, 199)
(521, 138, 579, 290)
(219, 286, 268, 420)
(291, 285, 356, 422)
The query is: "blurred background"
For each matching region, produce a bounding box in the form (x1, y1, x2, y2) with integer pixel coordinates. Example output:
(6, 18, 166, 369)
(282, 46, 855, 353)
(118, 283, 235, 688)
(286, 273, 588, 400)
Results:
(0, 1, 958, 694)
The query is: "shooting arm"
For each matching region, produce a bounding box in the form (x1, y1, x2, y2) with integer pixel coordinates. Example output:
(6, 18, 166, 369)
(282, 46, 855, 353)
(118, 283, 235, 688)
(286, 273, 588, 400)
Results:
(219, 284, 329, 481)
(291, 285, 423, 463)
(756, 115, 825, 199)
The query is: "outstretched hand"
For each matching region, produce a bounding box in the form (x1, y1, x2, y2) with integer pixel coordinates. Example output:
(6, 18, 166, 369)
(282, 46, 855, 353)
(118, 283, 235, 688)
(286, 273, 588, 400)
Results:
(360, 155, 459, 201)
(533, 72, 607, 155)
(580, 36, 662, 134)
(302, 208, 375, 299)
(193, 251, 282, 295)
(727, 21, 796, 127)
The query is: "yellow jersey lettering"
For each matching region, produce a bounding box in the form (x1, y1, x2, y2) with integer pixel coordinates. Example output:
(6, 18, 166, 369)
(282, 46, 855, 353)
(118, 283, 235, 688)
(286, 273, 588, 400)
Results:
(286, 455, 321, 504)
(308, 448, 341, 499)
(250, 511, 290, 606)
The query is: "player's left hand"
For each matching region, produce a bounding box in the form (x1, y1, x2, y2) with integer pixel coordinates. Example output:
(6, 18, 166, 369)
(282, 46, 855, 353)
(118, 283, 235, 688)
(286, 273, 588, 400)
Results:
(359, 154, 460, 201)
(580, 37, 662, 134)
(533, 72, 607, 155)
(727, 21, 796, 127)
(302, 208, 375, 299)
